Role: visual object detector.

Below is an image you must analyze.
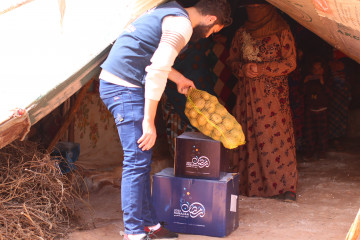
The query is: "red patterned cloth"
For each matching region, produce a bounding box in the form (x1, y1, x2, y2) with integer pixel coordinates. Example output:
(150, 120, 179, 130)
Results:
(206, 41, 238, 113)
(228, 27, 298, 197)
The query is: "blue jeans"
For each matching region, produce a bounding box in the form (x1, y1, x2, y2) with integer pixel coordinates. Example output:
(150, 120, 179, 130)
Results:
(99, 80, 158, 234)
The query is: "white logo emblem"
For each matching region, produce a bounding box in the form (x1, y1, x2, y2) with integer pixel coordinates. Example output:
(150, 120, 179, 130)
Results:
(181, 202, 206, 218)
(174, 201, 206, 218)
(186, 156, 210, 169)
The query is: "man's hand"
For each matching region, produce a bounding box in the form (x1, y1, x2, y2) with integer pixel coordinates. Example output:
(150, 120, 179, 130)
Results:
(138, 119, 157, 151)
(176, 77, 196, 95)
(138, 98, 158, 151)
(243, 63, 259, 78)
(168, 68, 196, 95)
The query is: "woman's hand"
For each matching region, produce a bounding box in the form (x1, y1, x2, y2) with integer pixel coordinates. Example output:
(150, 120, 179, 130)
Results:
(138, 119, 157, 151)
(242, 63, 259, 78)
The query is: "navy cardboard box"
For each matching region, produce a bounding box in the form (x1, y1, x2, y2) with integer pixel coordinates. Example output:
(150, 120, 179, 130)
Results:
(152, 168, 239, 237)
(174, 132, 230, 180)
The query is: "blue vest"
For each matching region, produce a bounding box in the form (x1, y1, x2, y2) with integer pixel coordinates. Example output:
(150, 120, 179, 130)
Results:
(101, 1, 189, 87)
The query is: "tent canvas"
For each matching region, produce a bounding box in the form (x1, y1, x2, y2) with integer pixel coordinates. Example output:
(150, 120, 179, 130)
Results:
(0, 0, 359, 149)
(0, 0, 166, 149)
(267, 0, 360, 63)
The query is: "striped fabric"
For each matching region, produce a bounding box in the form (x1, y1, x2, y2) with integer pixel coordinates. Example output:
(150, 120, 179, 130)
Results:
(161, 30, 186, 53)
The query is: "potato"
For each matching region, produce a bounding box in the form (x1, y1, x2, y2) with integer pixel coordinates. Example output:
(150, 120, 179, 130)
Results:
(190, 118, 199, 128)
(201, 91, 211, 100)
(189, 89, 201, 100)
(205, 122, 214, 131)
(211, 129, 222, 140)
(209, 95, 218, 104)
(197, 114, 207, 126)
(185, 101, 193, 109)
(231, 128, 245, 143)
(202, 128, 212, 136)
(222, 137, 238, 149)
(184, 107, 189, 116)
(223, 117, 235, 130)
(189, 109, 198, 119)
(211, 113, 222, 124)
(217, 124, 227, 135)
(202, 111, 210, 119)
(221, 137, 231, 149)
(194, 98, 205, 109)
(205, 101, 216, 113)
(215, 104, 228, 117)
(211, 133, 221, 141)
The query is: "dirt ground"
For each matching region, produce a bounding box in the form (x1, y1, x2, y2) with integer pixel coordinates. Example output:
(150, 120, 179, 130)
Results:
(65, 137, 360, 240)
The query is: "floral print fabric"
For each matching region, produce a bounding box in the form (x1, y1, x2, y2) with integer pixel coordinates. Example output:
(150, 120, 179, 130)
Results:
(227, 27, 298, 197)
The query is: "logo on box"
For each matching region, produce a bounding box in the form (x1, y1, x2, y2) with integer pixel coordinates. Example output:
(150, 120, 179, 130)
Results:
(174, 201, 206, 218)
(187, 145, 211, 169)
(186, 155, 210, 169)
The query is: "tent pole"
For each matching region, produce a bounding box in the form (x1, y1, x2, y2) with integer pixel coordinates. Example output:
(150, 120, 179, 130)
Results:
(345, 208, 360, 240)
(68, 95, 75, 142)
(46, 78, 94, 153)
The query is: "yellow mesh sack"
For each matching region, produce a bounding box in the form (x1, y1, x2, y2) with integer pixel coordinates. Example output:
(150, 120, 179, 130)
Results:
(184, 88, 246, 149)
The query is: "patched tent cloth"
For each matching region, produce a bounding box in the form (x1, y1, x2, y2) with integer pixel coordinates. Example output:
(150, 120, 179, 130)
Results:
(0, 0, 164, 148)
(0, 0, 359, 148)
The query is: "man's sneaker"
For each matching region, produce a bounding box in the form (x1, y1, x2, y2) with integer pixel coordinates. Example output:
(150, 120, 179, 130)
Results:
(144, 226, 178, 239)
(123, 233, 152, 240)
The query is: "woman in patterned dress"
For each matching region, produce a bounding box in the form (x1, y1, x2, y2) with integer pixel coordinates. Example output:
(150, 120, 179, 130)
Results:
(227, 2, 298, 200)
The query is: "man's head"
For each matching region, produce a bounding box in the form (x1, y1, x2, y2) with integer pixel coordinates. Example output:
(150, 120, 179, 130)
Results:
(190, 0, 232, 42)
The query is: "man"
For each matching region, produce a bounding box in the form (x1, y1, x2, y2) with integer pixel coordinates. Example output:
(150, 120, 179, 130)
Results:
(99, 1, 232, 239)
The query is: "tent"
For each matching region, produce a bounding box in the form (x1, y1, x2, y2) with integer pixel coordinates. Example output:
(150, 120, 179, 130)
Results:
(0, 0, 359, 151)
(268, 0, 360, 63)
(0, 0, 165, 149)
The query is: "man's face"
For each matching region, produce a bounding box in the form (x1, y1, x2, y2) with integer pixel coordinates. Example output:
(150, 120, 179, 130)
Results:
(190, 23, 224, 42)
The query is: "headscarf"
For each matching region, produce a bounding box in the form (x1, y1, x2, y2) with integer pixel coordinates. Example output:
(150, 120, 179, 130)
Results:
(244, 5, 289, 38)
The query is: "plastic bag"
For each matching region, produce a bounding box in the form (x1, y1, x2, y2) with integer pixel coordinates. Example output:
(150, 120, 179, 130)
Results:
(184, 88, 245, 149)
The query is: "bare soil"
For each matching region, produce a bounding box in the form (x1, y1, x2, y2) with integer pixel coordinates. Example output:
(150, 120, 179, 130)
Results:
(65, 138, 360, 240)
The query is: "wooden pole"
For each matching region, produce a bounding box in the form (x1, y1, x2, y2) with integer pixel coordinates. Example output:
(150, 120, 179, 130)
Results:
(68, 95, 75, 142)
(46, 78, 94, 153)
(345, 208, 360, 240)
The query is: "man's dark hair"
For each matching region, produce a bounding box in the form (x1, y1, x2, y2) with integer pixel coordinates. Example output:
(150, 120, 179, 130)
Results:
(194, 0, 233, 27)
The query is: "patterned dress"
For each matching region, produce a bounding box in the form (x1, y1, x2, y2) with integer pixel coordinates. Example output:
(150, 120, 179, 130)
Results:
(227, 27, 298, 197)
(288, 65, 305, 151)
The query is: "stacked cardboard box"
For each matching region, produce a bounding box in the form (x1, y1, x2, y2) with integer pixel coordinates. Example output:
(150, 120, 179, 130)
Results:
(174, 132, 229, 180)
(152, 132, 239, 237)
